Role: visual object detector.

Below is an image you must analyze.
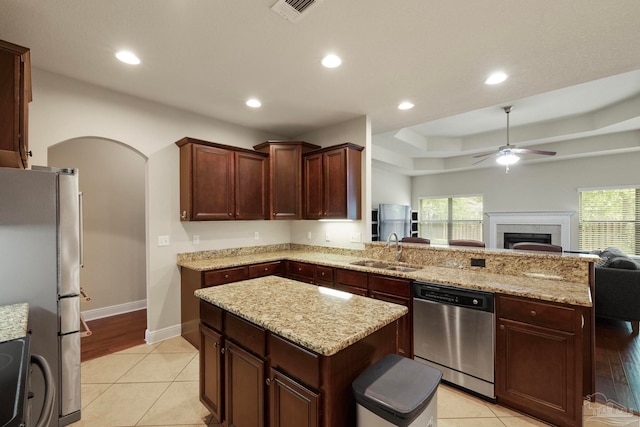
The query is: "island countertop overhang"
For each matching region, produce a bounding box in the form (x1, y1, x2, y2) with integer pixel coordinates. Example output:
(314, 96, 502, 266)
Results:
(194, 276, 408, 356)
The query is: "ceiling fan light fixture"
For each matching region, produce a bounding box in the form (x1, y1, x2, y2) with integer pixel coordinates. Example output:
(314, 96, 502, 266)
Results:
(496, 152, 519, 165)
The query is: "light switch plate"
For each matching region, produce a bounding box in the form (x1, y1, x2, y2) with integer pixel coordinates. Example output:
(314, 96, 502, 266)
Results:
(193, 235, 200, 245)
(350, 232, 362, 243)
(157, 235, 170, 246)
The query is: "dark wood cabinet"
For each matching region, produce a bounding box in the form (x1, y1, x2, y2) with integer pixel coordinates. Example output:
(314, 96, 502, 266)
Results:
(334, 268, 368, 294)
(177, 137, 267, 221)
(314, 266, 334, 287)
(496, 295, 583, 427)
(286, 261, 317, 284)
(0, 40, 31, 169)
(303, 143, 363, 220)
(200, 324, 224, 422)
(254, 141, 320, 220)
(269, 368, 320, 427)
(225, 340, 265, 427)
(368, 274, 412, 357)
(249, 261, 283, 279)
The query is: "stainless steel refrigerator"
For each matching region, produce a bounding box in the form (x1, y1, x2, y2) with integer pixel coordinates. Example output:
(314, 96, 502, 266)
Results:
(0, 166, 82, 427)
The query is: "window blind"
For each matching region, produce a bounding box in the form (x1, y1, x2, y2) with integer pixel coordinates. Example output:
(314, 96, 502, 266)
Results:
(419, 196, 483, 244)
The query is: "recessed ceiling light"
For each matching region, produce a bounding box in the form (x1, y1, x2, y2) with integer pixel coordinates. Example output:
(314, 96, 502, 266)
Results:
(321, 54, 342, 68)
(246, 98, 262, 108)
(485, 71, 508, 85)
(115, 50, 141, 65)
(398, 101, 415, 110)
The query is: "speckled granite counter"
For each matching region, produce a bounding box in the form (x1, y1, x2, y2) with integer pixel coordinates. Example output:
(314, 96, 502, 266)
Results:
(195, 276, 407, 356)
(179, 244, 595, 307)
(0, 303, 29, 343)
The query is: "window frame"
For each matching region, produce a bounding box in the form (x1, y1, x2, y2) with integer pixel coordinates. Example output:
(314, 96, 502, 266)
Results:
(418, 194, 484, 244)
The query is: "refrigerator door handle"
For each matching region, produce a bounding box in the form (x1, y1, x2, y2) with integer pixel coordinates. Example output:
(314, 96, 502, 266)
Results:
(79, 191, 84, 268)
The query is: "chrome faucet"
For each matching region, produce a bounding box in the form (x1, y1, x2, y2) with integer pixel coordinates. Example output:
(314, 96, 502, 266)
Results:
(386, 232, 403, 262)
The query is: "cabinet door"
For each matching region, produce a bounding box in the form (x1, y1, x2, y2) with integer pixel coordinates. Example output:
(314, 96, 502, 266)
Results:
(235, 151, 268, 220)
(287, 261, 316, 284)
(269, 368, 320, 427)
(0, 41, 30, 169)
(189, 144, 235, 220)
(496, 318, 578, 427)
(249, 261, 282, 279)
(369, 290, 412, 357)
(204, 266, 249, 287)
(200, 324, 224, 423)
(270, 144, 302, 219)
(225, 341, 265, 427)
(303, 153, 323, 219)
(322, 148, 348, 218)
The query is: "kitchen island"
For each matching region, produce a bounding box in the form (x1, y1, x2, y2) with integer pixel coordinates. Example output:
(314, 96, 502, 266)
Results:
(194, 276, 407, 427)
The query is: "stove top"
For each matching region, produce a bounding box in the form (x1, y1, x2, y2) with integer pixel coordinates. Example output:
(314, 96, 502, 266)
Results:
(0, 336, 30, 427)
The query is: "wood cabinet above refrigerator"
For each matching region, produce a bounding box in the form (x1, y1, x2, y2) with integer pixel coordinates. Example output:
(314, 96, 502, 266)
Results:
(0, 40, 32, 169)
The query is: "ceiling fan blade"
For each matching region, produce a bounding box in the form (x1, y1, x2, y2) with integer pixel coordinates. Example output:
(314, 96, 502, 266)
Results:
(511, 148, 557, 156)
(472, 152, 495, 159)
(472, 154, 496, 165)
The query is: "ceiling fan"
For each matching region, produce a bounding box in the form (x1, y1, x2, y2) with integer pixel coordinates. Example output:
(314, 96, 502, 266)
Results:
(473, 106, 556, 170)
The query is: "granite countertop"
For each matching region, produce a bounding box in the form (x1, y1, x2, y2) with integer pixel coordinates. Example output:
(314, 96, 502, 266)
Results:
(195, 276, 408, 356)
(0, 303, 29, 343)
(179, 249, 593, 307)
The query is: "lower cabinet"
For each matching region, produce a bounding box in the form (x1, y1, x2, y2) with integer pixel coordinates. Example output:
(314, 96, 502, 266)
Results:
(200, 324, 224, 422)
(496, 295, 583, 427)
(225, 341, 265, 427)
(269, 368, 320, 427)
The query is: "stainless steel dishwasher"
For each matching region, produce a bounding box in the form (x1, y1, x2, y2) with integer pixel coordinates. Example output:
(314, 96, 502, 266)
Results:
(413, 281, 495, 399)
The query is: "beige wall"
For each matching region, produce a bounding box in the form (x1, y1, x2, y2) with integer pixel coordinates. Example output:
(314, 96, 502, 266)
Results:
(410, 140, 640, 250)
(371, 167, 412, 208)
(48, 137, 146, 315)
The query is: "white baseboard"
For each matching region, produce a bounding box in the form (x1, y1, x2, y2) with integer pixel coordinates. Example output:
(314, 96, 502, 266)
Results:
(81, 299, 147, 321)
(145, 324, 182, 345)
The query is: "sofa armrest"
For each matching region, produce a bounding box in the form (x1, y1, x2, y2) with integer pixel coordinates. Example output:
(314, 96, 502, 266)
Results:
(595, 267, 640, 321)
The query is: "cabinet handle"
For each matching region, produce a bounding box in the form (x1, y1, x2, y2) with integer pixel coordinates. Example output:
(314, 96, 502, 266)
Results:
(181, 211, 187, 220)
(228, 213, 233, 216)
(265, 378, 272, 386)
(224, 274, 229, 278)
(321, 272, 325, 276)
(500, 324, 505, 330)
(530, 310, 537, 316)
(221, 347, 225, 354)
(298, 268, 302, 271)
(264, 267, 268, 271)
(213, 342, 218, 348)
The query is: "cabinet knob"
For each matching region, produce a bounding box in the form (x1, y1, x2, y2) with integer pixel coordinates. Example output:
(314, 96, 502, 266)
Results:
(298, 268, 302, 271)
(321, 272, 325, 276)
(27, 150, 33, 157)
(224, 274, 229, 278)
(228, 213, 233, 217)
(530, 310, 537, 316)
(500, 324, 505, 330)
(264, 267, 268, 271)
(213, 342, 218, 348)
(265, 378, 272, 386)
(221, 347, 225, 354)
(181, 211, 187, 220)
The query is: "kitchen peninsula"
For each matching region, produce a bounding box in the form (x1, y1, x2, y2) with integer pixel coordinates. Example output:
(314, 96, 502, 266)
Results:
(195, 276, 407, 427)
(179, 242, 598, 427)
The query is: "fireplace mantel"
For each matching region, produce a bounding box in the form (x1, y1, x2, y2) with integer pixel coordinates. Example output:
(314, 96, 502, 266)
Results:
(486, 211, 574, 250)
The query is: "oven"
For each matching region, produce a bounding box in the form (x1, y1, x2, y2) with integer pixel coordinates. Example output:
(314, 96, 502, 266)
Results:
(0, 336, 55, 427)
(412, 281, 495, 399)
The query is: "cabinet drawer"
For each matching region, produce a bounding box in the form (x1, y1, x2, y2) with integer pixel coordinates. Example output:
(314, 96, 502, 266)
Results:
(204, 266, 249, 287)
(249, 261, 282, 278)
(225, 312, 267, 357)
(368, 275, 411, 297)
(200, 300, 223, 331)
(335, 268, 368, 289)
(315, 266, 334, 286)
(288, 262, 315, 281)
(497, 295, 577, 333)
(334, 283, 369, 296)
(269, 334, 320, 389)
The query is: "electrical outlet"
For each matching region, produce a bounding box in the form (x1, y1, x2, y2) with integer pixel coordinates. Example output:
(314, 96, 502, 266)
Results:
(471, 258, 486, 267)
(325, 232, 331, 242)
(254, 231, 260, 240)
(350, 232, 362, 243)
(306, 231, 312, 240)
(193, 235, 200, 245)
(157, 235, 170, 247)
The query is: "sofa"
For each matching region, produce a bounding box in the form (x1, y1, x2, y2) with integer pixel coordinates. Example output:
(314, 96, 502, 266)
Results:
(593, 247, 640, 334)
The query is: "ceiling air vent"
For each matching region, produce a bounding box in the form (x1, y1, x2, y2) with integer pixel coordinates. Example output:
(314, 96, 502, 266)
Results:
(270, 0, 323, 23)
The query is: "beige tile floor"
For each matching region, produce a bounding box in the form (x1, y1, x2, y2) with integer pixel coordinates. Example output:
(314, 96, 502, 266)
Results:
(71, 336, 640, 427)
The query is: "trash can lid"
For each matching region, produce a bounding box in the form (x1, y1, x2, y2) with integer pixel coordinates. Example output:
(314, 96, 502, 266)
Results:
(353, 354, 442, 427)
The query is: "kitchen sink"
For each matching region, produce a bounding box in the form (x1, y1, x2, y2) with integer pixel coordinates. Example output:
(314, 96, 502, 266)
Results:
(350, 260, 420, 272)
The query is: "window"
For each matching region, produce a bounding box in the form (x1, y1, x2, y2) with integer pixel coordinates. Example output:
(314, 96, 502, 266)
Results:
(419, 196, 483, 244)
(579, 187, 639, 255)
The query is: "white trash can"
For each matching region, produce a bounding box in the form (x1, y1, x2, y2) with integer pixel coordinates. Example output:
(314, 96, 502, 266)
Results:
(353, 354, 442, 427)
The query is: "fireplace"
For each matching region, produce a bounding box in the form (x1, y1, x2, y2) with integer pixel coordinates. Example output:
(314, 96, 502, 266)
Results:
(503, 232, 552, 249)
(486, 211, 574, 250)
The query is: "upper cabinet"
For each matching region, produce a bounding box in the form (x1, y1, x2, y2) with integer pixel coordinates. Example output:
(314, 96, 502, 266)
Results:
(0, 40, 32, 169)
(177, 137, 268, 221)
(253, 141, 319, 220)
(303, 143, 363, 220)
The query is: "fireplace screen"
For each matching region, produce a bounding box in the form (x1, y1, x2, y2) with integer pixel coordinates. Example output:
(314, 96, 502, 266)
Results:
(503, 232, 552, 249)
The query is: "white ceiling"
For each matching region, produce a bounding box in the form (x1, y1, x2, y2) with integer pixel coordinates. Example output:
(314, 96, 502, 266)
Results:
(2, 0, 640, 175)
